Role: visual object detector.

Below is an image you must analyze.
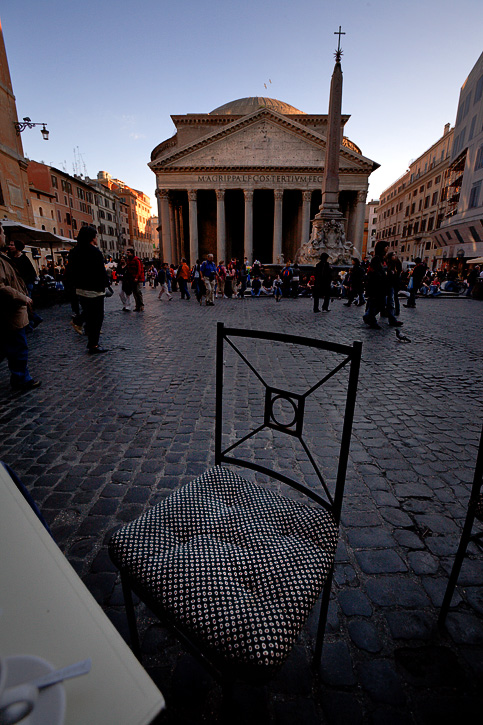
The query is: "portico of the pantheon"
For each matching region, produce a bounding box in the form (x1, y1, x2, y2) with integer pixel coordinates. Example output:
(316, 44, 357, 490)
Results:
(149, 97, 379, 264)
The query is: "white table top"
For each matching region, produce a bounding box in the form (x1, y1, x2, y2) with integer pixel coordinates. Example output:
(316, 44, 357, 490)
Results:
(0, 464, 165, 724)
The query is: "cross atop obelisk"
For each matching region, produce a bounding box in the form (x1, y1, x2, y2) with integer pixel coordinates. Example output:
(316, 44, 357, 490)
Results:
(334, 25, 345, 61)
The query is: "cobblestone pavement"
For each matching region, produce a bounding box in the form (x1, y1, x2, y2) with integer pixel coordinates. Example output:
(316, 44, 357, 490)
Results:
(1, 287, 483, 724)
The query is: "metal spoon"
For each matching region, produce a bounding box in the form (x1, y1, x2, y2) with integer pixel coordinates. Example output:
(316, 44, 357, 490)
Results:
(29, 658, 91, 690)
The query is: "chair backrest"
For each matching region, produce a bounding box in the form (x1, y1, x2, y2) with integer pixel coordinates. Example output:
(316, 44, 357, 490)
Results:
(214, 323, 362, 523)
(468, 422, 483, 521)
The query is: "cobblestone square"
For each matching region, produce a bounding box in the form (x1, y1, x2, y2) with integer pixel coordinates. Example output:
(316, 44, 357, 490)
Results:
(1, 289, 483, 723)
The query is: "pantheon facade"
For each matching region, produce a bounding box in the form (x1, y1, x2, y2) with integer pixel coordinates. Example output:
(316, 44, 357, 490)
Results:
(150, 97, 379, 264)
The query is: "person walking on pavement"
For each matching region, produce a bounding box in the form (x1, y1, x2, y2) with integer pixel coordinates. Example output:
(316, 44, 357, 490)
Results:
(178, 258, 191, 300)
(157, 263, 173, 301)
(191, 259, 205, 304)
(362, 255, 387, 329)
(313, 252, 332, 313)
(343, 257, 365, 307)
(126, 248, 145, 311)
(200, 254, 217, 306)
(67, 225, 110, 354)
(466, 265, 480, 297)
(385, 251, 402, 317)
(404, 257, 426, 309)
(0, 222, 41, 390)
(7, 239, 43, 329)
(216, 260, 227, 299)
(362, 254, 403, 329)
(118, 256, 134, 312)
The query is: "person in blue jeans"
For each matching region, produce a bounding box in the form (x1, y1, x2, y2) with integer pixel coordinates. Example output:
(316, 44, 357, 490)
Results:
(404, 258, 427, 308)
(0, 222, 40, 390)
(200, 254, 217, 306)
(7, 239, 43, 330)
(363, 255, 403, 329)
(273, 275, 283, 302)
(251, 277, 262, 297)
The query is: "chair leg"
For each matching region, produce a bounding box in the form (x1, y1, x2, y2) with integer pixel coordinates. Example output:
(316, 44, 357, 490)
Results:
(439, 507, 476, 627)
(121, 571, 142, 659)
(221, 680, 234, 722)
(314, 565, 335, 665)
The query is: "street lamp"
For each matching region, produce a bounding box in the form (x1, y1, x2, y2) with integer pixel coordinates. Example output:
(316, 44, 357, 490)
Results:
(14, 117, 49, 140)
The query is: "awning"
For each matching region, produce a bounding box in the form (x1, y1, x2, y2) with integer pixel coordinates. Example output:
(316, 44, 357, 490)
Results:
(1, 220, 75, 246)
(467, 256, 483, 264)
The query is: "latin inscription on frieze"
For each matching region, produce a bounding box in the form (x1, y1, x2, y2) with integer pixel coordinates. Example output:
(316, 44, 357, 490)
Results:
(197, 174, 324, 184)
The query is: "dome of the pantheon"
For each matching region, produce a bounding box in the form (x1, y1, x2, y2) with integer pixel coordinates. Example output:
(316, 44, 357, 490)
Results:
(210, 97, 303, 115)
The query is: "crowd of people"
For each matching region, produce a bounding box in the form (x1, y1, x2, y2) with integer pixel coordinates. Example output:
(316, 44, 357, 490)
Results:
(2, 221, 482, 391)
(111, 256, 325, 307)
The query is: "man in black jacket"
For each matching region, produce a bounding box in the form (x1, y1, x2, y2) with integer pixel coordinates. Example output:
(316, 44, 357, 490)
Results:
(313, 253, 332, 312)
(67, 226, 109, 354)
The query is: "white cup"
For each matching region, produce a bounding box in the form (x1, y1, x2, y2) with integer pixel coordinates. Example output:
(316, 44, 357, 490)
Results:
(0, 657, 38, 725)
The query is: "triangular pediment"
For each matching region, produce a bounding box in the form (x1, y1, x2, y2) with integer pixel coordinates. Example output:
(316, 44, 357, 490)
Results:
(150, 108, 375, 172)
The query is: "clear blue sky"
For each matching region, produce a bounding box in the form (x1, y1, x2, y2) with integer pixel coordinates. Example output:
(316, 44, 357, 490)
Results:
(2, 0, 483, 211)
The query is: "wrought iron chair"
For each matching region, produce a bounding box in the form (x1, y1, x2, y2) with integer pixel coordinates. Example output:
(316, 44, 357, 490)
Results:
(439, 422, 483, 626)
(109, 323, 362, 683)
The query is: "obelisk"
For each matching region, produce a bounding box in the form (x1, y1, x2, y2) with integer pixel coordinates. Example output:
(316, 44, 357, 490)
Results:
(296, 27, 353, 265)
(317, 27, 344, 220)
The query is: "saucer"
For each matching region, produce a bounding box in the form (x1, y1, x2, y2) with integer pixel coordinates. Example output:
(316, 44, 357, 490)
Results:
(3, 656, 65, 725)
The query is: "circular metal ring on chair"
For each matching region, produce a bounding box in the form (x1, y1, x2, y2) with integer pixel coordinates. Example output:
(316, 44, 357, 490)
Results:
(269, 394, 298, 429)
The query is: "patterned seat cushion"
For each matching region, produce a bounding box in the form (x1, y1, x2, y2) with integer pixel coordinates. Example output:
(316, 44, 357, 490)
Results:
(109, 466, 339, 672)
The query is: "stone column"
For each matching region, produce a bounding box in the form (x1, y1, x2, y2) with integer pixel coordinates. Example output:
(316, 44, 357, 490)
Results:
(353, 190, 368, 257)
(216, 189, 226, 262)
(169, 199, 177, 262)
(244, 190, 253, 263)
(175, 204, 182, 261)
(344, 195, 357, 247)
(273, 189, 283, 263)
(155, 189, 163, 258)
(157, 189, 171, 263)
(188, 189, 198, 264)
(301, 191, 312, 246)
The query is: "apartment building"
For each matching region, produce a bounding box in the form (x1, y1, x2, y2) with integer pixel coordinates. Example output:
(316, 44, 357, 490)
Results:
(86, 175, 129, 257)
(27, 161, 95, 242)
(364, 200, 379, 257)
(146, 216, 159, 257)
(27, 162, 137, 258)
(29, 185, 56, 234)
(375, 124, 454, 267)
(438, 51, 483, 265)
(96, 172, 153, 259)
